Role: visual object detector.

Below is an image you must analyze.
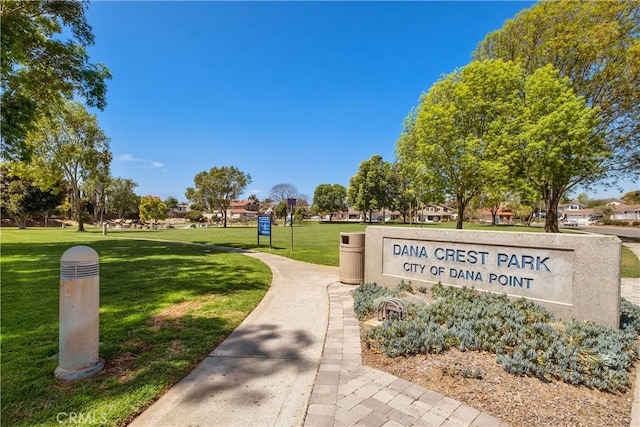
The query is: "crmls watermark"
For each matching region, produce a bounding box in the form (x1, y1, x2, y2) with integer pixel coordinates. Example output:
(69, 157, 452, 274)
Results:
(56, 411, 107, 424)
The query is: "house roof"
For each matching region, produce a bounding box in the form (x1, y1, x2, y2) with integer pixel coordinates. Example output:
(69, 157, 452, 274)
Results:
(614, 204, 640, 212)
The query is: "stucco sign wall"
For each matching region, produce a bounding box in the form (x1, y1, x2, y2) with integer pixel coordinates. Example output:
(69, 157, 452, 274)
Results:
(365, 227, 621, 328)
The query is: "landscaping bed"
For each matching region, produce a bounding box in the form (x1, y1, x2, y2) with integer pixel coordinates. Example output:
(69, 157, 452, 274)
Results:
(356, 283, 640, 427)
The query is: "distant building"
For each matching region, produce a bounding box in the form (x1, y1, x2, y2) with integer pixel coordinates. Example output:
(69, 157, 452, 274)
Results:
(606, 199, 626, 207)
(612, 204, 640, 221)
(227, 200, 259, 222)
(166, 203, 191, 218)
(416, 204, 454, 223)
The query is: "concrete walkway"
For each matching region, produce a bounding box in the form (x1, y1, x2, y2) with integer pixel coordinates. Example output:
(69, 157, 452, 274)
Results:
(130, 246, 639, 427)
(130, 252, 337, 426)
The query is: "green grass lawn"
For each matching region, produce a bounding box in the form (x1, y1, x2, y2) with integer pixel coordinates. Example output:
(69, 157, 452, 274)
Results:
(1, 228, 271, 426)
(95, 221, 640, 276)
(94, 221, 556, 266)
(1, 221, 637, 426)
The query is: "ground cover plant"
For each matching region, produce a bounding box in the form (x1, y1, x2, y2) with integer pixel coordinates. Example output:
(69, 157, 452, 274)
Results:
(358, 283, 640, 393)
(0, 229, 271, 426)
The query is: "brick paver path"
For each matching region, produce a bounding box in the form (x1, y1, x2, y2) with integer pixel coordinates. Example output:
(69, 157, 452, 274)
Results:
(304, 284, 508, 427)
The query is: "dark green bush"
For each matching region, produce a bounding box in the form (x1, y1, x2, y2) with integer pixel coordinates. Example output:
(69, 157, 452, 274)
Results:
(357, 283, 640, 393)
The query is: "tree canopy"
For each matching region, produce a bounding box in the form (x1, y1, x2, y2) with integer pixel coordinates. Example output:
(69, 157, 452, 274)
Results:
(474, 0, 640, 178)
(397, 60, 521, 229)
(347, 154, 394, 223)
(514, 65, 605, 232)
(622, 190, 640, 204)
(27, 100, 111, 231)
(1, 0, 111, 160)
(396, 60, 604, 232)
(107, 177, 139, 219)
(313, 183, 347, 221)
(139, 195, 167, 223)
(0, 163, 65, 229)
(269, 183, 299, 205)
(185, 166, 251, 227)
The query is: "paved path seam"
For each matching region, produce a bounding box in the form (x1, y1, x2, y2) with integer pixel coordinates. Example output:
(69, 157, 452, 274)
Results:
(304, 283, 509, 427)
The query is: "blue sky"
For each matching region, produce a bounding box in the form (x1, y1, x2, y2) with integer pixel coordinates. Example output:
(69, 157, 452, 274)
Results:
(85, 1, 635, 203)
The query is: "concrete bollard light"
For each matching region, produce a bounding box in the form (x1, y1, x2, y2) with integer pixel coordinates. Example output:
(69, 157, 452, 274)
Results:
(55, 245, 104, 380)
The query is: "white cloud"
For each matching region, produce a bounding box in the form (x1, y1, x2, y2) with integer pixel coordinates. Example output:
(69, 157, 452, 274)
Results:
(117, 154, 165, 169)
(119, 154, 138, 162)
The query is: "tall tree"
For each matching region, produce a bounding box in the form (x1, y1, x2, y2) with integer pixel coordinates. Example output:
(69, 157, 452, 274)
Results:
(1, 0, 111, 160)
(347, 154, 393, 223)
(83, 173, 110, 224)
(0, 163, 64, 229)
(185, 166, 251, 227)
(512, 65, 606, 232)
(106, 177, 138, 218)
(139, 195, 167, 225)
(395, 112, 442, 224)
(474, 1, 640, 178)
(476, 189, 508, 226)
(28, 100, 111, 231)
(269, 183, 299, 204)
(622, 190, 640, 204)
(396, 60, 521, 229)
(164, 196, 179, 225)
(313, 184, 347, 222)
(397, 60, 603, 232)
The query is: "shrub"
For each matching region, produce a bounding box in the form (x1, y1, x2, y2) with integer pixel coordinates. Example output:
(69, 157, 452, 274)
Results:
(621, 298, 640, 334)
(353, 283, 395, 319)
(602, 219, 630, 226)
(396, 280, 414, 294)
(358, 283, 640, 392)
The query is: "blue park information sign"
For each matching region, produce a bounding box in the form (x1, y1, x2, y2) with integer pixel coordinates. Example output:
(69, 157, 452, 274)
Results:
(258, 215, 272, 248)
(258, 216, 271, 236)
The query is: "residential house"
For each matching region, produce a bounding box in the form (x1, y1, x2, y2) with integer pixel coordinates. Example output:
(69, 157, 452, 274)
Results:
(612, 204, 640, 221)
(478, 207, 514, 225)
(606, 199, 626, 207)
(227, 200, 259, 222)
(166, 203, 191, 218)
(416, 204, 454, 223)
(558, 200, 593, 225)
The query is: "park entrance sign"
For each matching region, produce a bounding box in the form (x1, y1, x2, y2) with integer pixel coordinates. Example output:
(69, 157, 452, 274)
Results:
(364, 227, 621, 328)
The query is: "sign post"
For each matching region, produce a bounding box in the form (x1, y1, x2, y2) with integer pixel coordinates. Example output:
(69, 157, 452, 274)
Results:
(287, 198, 297, 251)
(257, 215, 272, 248)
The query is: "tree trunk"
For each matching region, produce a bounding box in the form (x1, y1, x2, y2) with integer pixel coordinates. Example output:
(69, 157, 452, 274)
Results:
(456, 196, 466, 229)
(490, 207, 498, 225)
(15, 214, 28, 229)
(73, 188, 85, 232)
(543, 188, 561, 233)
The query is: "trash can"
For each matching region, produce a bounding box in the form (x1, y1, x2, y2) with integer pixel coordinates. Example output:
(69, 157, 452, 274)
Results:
(339, 232, 365, 285)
